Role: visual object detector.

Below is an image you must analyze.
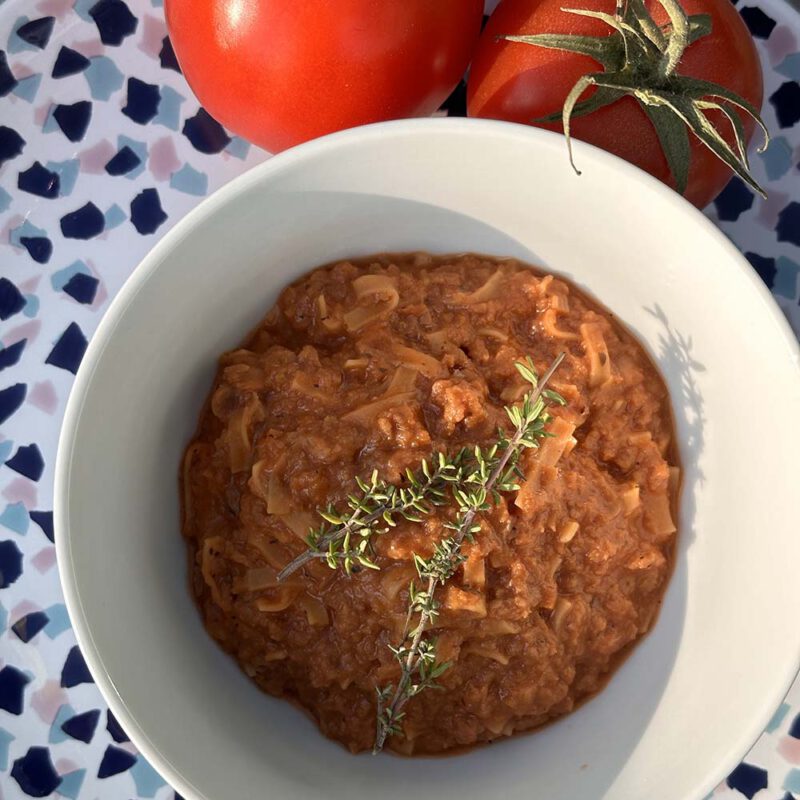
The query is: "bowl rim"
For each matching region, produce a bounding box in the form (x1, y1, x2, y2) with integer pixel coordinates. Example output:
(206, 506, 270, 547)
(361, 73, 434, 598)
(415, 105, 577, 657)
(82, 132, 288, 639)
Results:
(54, 116, 800, 800)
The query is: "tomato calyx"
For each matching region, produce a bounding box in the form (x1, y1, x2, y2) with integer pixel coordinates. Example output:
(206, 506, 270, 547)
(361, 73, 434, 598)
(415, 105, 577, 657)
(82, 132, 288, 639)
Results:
(503, 0, 770, 196)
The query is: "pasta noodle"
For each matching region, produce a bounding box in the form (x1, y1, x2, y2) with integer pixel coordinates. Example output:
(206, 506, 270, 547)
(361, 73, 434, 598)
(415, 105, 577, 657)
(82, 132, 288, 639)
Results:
(390, 343, 442, 377)
(537, 417, 577, 467)
(452, 269, 506, 304)
(226, 399, 263, 473)
(181, 442, 201, 531)
(621, 484, 641, 515)
(462, 550, 486, 587)
(558, 520, 580, 543)
(279, 511, 313, 539)
(642, 491, 677, 538)
(442, 586, 487, 618)
(342, 391, 416, 423)
(580, 321, 613, 387)
(343, 274, 399, 331)
(540, 308, 581, 341)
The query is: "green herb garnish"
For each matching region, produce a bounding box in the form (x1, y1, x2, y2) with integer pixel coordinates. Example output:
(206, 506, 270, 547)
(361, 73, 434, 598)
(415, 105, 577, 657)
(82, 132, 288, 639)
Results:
(277, 353, 566, 752)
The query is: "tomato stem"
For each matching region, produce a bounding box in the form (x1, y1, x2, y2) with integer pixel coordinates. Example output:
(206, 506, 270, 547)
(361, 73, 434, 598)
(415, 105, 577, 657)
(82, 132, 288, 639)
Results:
(503, 0, 770, 197)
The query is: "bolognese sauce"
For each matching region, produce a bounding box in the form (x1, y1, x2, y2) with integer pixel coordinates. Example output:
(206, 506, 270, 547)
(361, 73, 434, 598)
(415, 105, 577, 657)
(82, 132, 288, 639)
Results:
(181, 253, 680, 754)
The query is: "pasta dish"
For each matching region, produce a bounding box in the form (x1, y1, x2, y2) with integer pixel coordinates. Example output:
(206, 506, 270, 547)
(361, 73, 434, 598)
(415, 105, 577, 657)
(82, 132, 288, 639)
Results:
(180, 252, 680, 754)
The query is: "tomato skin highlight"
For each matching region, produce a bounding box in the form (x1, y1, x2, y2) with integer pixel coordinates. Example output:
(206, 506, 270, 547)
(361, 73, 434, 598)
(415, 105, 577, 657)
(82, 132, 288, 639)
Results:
(467, 0, 764, 208)
(165, 0, 484, 153)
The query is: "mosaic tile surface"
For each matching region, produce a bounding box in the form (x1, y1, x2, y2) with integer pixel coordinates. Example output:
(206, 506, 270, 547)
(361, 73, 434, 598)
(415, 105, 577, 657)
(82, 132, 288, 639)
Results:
(1, 0, 799, 798)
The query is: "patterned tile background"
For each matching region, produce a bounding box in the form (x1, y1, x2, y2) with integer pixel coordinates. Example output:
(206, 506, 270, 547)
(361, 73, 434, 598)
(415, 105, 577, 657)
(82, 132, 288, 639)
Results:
(0, 1, 798, 798)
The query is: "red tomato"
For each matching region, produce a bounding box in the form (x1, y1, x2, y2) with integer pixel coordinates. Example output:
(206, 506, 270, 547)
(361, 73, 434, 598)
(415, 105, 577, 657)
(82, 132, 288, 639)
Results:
(467, 0, 763, 208)
(165, 0, 484, 153)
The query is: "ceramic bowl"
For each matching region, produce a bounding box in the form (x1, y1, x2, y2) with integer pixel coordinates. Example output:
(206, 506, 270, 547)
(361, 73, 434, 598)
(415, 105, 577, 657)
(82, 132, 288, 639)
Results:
(55, 118, 800, 800)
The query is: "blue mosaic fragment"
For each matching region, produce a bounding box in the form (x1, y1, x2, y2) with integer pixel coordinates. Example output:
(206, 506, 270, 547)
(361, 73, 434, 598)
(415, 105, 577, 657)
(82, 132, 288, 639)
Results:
(776, 53, 800, 81)
(11, 746, 62, 797)
(52, 261, 92, 291)
(43, 604, 70, 638)
(105, 144, 141, 175)
(130, 187, 167, 234)
(116, 135, 148, 178)
(0, 340, 26, 371)
(60, 202, 104, 239)
(0, 51, 18, 97)
(52, 46, 90, 78)
(7, 16, 38, 54)
(15, 17, 55, 49)
(61, 645, 94, 687)
(777, 202, 800, 246)
(46, 323, 88, 374)
(0, 126, 25, 165)
(759, 136, 793, 181)
(6, 444, 44, 481)
(0, 384, 26, 425)
(713, 177, 754, 222)
(0, 502, 29, 535)
(746, 251, 777, 285)
(0, 727, 15, 770)
(61, 709, 101, 743)
(45, 158, 79, 195)
(83, 55, 125, 100)
(728, 762, 769, 798)
(0, 278, 25, 320)
(63, 273, 99, 304)
(97, 745, 137, 778)
(123, 76, 160, 123)
(159, 36, 181, 72)
(153, 85, 183, 130)
(767, 702, 792, 734)
(104, 203, 126, 228)
(53, 100, 92, 142)
(0, 665, 30, 714)
(23, 295, 39, 319)
(12, 611, 49, 643)
(56, 768, 86, 799)
(18, 162, 60, 198)
(89, 0, 138, 46)
(12, 73, 42, 103)
(49, 704, 75, 743)
(789, 712, 800, 739)
(0, 540, 23, 588)
(106, 709, 129, 743)
(223, 135, 249, 160)
(183, 108, 230, 154)
(10, 220, 47, 248)
(170, 163, 207, 195)
(20, 236, 53, 264)
(131, 755, 167, 796)
(770, 82, 800, 128)
(29, 510, 54, 542)
(73, 0, 96, 20)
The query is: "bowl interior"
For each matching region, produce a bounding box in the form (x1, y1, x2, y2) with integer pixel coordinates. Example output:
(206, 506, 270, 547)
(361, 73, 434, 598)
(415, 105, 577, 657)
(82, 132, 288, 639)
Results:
(56, 119, 800, 800)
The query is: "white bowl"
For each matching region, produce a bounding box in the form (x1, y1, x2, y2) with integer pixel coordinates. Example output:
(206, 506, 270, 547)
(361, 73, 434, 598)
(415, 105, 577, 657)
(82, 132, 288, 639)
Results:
(55, 118, 800, 800)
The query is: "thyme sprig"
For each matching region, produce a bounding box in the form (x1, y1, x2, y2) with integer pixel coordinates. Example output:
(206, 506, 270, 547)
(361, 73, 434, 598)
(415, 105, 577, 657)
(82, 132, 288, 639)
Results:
(373, 353, 566, 752)
(276, 453, 465, 581)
